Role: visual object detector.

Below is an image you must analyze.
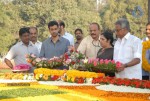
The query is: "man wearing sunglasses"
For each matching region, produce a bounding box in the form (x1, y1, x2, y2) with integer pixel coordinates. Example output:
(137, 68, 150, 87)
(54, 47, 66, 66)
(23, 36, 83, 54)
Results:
(77, 22, 101, 58)
(113, 18, 142, 79)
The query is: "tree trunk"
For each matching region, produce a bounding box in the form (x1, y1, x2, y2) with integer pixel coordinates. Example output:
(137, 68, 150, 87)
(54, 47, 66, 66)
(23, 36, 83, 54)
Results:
(148, 0, 150, 21)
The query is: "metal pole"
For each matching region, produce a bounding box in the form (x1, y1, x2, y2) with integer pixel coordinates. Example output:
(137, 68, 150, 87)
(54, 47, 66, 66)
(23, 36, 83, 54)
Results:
(148, 0, 150, 21)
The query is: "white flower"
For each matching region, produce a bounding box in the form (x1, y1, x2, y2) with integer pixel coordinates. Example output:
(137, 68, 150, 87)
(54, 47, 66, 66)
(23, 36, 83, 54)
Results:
(86, 78, 92, 84)
(42, 58, 47, 60)
(31, 54, 36, 58)
(35, 58, 41, 62)
(27, 75, 33, 80)
(66, 59, 71, 64)
(23, 75, 28, 80)
(40, 74, 43, 78)
(83, 58, 88, 63)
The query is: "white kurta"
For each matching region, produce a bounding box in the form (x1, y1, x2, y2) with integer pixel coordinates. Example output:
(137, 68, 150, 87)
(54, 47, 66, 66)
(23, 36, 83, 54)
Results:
(113, 32, 142, 79)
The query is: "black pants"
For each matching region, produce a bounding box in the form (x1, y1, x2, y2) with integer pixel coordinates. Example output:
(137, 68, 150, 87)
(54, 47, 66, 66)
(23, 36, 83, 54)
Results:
(142, 76, 149, 80)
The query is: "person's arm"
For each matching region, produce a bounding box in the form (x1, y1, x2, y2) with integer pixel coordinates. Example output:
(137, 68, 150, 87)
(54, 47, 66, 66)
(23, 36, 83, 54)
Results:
(122, 58, 140, 68)
(4, 46, 16, 69)
(39, 43, 45, 58)
(71, 35, 74, 46)
(120, 38, 142, 70)
(4, 58, 13, 69)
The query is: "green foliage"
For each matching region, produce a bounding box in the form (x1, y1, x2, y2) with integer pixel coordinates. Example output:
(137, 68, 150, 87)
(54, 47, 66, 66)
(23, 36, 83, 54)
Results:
(0, 88, 66, 99)
(0, 0, 148, 56)
(99, 0, 148, 38)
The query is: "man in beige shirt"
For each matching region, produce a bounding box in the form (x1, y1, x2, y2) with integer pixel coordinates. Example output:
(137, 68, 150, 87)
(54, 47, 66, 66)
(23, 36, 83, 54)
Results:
(77, 23, 101, 58)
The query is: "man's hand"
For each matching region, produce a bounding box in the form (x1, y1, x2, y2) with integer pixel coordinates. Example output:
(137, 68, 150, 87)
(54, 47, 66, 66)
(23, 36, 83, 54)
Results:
(116, 64, 125, 72)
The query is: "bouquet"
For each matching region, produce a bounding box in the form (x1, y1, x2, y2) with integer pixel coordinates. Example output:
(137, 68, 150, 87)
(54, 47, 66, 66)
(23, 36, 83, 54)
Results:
(26, 54, 63, 69)
(63, 47, 85, 70)
(84, 58, 122, 73)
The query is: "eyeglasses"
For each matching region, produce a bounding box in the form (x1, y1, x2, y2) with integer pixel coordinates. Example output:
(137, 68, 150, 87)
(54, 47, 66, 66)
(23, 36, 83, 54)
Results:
(92, 40, 101, 47)
(114, 29, 122, 32)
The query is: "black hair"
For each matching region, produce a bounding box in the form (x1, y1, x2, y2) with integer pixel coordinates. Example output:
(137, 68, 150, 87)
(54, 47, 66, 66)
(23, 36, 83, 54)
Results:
(74, 28, 83, 34)
(48, 20, 59, 29)
(58, 20, 65, 28)
(90, 22, 100, 30)
(19, 27, 29, 36)
(101, 30, 114, 47)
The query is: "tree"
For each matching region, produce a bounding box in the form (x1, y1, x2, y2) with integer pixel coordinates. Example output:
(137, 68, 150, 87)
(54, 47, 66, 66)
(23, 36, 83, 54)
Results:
(0, 0, 101, 55)
(99, 0, 148, 38)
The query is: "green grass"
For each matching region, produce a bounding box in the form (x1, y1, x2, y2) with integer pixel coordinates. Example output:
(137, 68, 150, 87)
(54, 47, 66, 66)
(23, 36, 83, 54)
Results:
(0, 88, 66, 99)
(0, 69, 12, 73)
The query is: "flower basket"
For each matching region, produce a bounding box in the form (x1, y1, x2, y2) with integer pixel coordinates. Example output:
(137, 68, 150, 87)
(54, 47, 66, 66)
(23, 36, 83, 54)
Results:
(84, 59, 122, 73)
(63, 50, 85, 70)
(26, 54, 63, 69)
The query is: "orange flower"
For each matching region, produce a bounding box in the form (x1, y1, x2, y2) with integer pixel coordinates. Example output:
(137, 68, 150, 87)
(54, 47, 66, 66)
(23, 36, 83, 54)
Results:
(43, 75, 49, 80)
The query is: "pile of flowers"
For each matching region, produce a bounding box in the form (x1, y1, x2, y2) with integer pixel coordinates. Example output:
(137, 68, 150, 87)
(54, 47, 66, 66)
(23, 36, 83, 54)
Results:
(34, 68, 105, 83)
(84, 58, 122, 73)
(34, 68, 66, 81)
(63, 47, 85, 70)
(62, 70, 105, 83)
(92, 76, 150, 89)
(0, 73, 34, 80)
(26, 54, 63, 68)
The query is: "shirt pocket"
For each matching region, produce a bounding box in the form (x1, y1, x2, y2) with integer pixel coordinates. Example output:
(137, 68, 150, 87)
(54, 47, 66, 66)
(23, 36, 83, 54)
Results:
(124, 46, 133, 59)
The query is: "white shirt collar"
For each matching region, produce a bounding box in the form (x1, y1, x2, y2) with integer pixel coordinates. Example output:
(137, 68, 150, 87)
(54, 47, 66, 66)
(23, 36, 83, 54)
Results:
(124, 32, 130, 40)
(118, 32, 130, 41)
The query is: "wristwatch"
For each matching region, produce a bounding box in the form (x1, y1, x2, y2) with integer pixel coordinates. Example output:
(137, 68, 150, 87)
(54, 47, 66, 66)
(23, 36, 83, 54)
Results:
(124, 63, 128, 68)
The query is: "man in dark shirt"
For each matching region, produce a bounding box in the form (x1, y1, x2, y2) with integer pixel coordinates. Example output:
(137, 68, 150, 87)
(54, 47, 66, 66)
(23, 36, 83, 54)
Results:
(40, 21, 70, 59)
(74, 28, 83, 51)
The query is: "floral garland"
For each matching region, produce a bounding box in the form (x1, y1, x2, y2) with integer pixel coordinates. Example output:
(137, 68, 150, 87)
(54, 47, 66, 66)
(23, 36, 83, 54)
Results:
(34, 68, 105, 83)
(34, 68, 66, 81)
(0, 73, 34, 80)
(142, 41, 150, 72)
(92, 76, 150, 89)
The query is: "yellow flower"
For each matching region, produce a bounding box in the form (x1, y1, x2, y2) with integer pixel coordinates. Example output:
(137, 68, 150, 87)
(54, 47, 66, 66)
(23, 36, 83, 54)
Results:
(35, 74, 40, 80)
(142, 41, 150, 72)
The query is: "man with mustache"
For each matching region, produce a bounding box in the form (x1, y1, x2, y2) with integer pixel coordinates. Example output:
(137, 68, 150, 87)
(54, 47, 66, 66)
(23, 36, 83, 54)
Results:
(77, 23, 101, 58)
(29, 27, 42, 53)
(40, 20, 70, 59)
(142, 22, 150, 80)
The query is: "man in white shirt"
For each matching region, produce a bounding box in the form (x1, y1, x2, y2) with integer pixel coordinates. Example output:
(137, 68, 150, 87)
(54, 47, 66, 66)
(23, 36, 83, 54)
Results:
(29, 27, 42, 53)
(57, 20, 74, 46)
(113, 18, 142, 79)
(5, 27, 39, 73)
(77, 23, 101, 58)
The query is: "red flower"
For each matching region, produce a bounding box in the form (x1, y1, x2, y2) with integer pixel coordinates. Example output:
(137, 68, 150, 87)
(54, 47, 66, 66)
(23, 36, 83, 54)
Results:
(77, 77, 84, 84)
(51, 75, 59, 81)
(116, 61, 122, 69)
(64, 53, 69, 60)
(71, 61, 76, 65)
